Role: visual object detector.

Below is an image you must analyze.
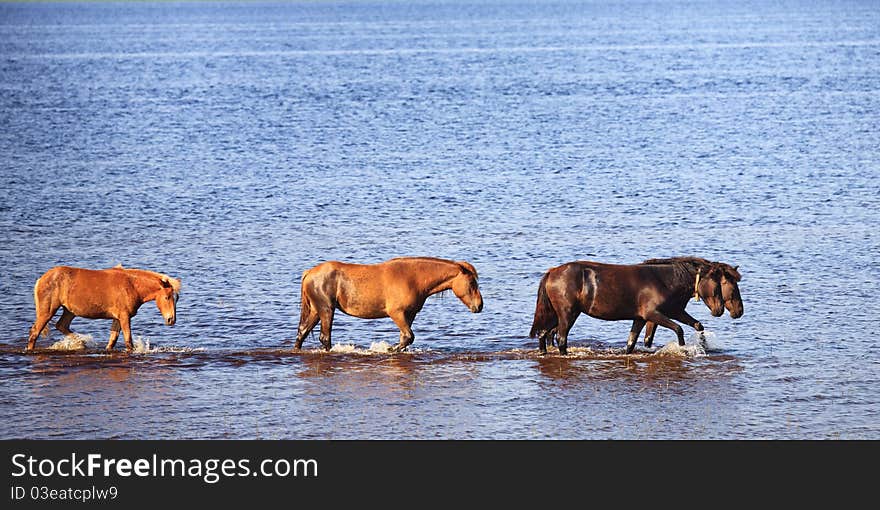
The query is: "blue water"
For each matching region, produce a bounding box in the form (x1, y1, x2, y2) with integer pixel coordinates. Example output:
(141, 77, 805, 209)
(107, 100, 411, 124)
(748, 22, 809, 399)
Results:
(0, 0, 878, 439)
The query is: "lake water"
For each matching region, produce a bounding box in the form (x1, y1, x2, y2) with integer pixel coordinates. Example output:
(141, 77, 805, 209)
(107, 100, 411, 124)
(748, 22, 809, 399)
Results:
(0, 0, 878, 439)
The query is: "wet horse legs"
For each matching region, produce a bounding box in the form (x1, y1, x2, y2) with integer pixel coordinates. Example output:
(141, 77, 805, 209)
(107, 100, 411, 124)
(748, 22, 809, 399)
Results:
(56, 308, 75, 335)
(625, 319, 647, 353)
(26, 302, 60, 351)
(106, 320, 121, 350)
(105, 316, 133, 351)
(389, 310, 415, 353)
(643, 311, 704, 348)
(643, 322, 657, 348)
(294, 310, 319, 350)
(644, 311, 685, 348)
(318, 309, 334, 351)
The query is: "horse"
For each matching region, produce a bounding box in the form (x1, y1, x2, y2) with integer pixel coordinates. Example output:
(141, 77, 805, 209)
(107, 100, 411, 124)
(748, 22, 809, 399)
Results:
(529, 259, 726, 355)
(294, 257, 483, 352)
(639, 257, 743, 348)
(26, 264, 181, 352)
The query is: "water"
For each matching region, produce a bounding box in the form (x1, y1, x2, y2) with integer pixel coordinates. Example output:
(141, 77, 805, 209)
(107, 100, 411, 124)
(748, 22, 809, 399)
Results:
(1, 0, 878, 439)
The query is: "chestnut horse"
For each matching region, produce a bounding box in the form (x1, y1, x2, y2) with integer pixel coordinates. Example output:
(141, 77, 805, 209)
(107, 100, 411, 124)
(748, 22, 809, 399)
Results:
(26, 265, 180, 352)
(295, 257, 483, 352)
(529, 259, 726, 355)
(639, 257, 743, 348)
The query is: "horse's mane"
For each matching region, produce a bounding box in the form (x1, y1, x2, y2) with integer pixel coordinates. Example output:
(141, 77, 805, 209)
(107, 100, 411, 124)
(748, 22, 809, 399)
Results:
(641, 256, 741, 281)
(112, 265, 181, 293)
(390, 257, 478, 279)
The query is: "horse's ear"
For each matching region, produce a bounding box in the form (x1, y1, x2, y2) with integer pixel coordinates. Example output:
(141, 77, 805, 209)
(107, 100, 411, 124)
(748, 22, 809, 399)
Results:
(160, 277, 172, 288)
(456, 261, 478, 278)
(729, 265, 742, 281)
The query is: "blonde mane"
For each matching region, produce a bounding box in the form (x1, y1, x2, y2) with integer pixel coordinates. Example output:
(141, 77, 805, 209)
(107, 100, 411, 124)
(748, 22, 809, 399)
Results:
(113, 265, 181, 294)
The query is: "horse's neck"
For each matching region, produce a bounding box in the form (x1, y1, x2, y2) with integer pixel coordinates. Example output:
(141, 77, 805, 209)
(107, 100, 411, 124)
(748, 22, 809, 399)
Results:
(422, 265, 460, 296)
(127, 272, 162, 303)
(661, 263, 697, 298)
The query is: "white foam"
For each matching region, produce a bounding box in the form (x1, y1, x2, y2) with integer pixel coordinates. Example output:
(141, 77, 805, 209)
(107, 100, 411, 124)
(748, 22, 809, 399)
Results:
(368, 341, 396, 353)
(131, 337, 205, 354)
(328, 341, 398, 355)
(48, 334, 97, 351)
(654, 341, 706, 357)
(696, 330, 723, 351)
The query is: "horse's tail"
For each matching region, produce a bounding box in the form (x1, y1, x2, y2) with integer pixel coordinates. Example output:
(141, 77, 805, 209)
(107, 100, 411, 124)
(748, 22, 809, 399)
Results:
(529, 271, 557, 338)
(297, 269, 313, 331)
(33, 273, 52, 338)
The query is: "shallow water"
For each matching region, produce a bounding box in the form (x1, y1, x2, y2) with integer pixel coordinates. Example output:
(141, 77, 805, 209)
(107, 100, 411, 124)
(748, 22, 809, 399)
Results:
(0, 0, 878, 439)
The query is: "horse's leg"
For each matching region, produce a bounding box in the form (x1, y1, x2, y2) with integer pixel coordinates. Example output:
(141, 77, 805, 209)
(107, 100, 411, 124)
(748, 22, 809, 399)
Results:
(27, 290, 60, 350)
(643, 322, 657, 348)
(106, 320, 121, 351)
(389, 310, 415, 353)
(625, 319, 647, 354)
(538, 327, 558, 354)
(55, 308, 75, 335)
(645, 311, 685, 346)
(27, 307, 58, 351)
(555, 309, 579, 356)
(668, 310, 707, 345)
(318, 309, 334, 351)
(668, 310, 704, 333)
(118, 315, 134, 352)
(294, 307, 319, 350)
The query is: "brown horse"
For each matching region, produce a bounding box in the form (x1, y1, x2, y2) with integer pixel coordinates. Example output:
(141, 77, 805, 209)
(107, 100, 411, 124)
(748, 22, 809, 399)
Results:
(639, 257, 743, 348)
(295, 257, 483, 352)
(529, 259, 726, 355)
(26, 265, 181, 352)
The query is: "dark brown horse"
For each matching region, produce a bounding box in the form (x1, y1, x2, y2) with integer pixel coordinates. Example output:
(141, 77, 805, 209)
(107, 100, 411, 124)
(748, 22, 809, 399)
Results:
(295, 257, 483, 352)
(26, 265, 180, 351)
(529, 259, 727, 355)
(639, 257, 743, 348)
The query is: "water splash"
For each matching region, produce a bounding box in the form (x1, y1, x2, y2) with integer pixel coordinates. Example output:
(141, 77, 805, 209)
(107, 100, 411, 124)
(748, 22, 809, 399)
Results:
(48, 334, 97, 351)
(651, 331, 715, 358)
(328, 341, 399, 355)
(697, 330, 723, 351)
(654, 341, 706, 357)
(131, 337, 204, 354)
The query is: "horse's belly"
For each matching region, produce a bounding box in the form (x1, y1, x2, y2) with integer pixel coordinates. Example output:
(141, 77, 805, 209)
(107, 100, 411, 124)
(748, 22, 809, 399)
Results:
(62, 295, 119, 319)
(336, 298, 388, 319)
(338, 307, 388, 320)
(585, 310, 633, 322)
(64, 304, 115, 320)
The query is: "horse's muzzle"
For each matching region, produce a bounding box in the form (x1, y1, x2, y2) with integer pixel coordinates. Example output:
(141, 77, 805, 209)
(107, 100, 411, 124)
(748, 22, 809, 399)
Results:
(165, 317, 176, 326)
(471, 303, 483, 313)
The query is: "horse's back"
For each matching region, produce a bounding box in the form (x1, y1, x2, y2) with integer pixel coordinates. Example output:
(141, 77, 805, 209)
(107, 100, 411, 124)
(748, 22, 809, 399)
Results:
(35, 266, 132, 310)
(545, 261, 649, 320)
(301, 260, 392, 318)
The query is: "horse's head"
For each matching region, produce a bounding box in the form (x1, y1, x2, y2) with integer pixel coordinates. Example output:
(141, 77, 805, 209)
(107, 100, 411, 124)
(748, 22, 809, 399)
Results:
(155, 276, 180, 326)
(697, 266, 725, 317)
(451, 261, 483, 313)
(719, 265, 743, 319)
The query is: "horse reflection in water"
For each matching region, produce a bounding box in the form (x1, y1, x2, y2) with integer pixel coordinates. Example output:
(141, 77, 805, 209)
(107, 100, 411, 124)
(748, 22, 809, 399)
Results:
(297, 353, 422, 399)
(295, 257, 483, 352)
